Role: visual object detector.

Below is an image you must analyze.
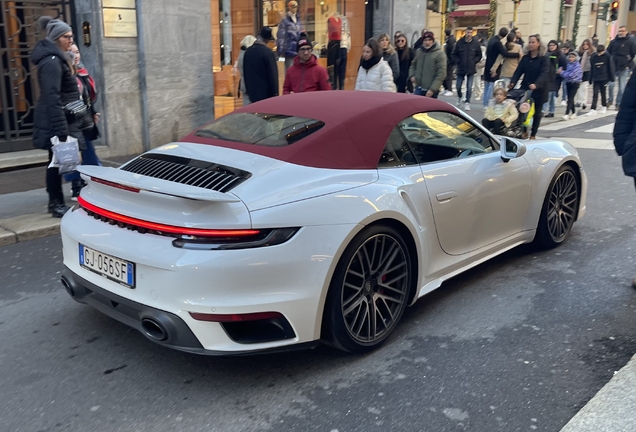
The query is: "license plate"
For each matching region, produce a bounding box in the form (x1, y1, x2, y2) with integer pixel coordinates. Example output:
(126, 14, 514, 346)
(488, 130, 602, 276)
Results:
(79, 244, 135, 288)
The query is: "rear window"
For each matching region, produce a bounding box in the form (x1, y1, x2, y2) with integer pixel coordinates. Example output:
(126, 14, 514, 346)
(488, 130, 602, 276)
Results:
(194, 113, 325, 147)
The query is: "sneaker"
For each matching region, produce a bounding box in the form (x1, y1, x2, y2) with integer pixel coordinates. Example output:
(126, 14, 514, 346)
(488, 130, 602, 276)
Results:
(545, 113, 554, 118)
(529, 136, 537, 140)
(570, 113, 577, 120)
(582, 104, 587, 110)
(561, 100, 567, 106)
(464, 102, 471, 111)
(600, 106, 607, 114)
(575, 102, 581, 108)
(586, 109, 597, 116)
(476, 96, 481, 101)
(482, 106, 488, 111)
(562, 114, 570, 121)
(457, 98, 462, 106)
(443, 90, 453, 97)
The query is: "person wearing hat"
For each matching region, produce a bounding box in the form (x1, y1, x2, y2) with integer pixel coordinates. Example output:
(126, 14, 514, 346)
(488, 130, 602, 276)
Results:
(31, 16, 86, 218)
(236, 35, 257, 106)
(277, 0, 303, 72)
(408, 31, 447, 98)
(558, 51, 583, 120)
(283, 34, 330, 94)
(243, 27, 279, 104)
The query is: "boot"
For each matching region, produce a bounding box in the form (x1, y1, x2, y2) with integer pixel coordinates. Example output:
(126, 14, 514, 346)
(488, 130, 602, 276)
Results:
(71, 178, 86, 200)
(49, 199, 69, 218)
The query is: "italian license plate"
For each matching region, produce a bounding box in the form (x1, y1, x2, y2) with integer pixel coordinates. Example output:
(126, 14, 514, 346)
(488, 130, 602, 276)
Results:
(79, 244, 135, 288)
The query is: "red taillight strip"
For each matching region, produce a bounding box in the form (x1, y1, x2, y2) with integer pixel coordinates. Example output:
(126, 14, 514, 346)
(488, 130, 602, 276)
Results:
(77, 196, 260, 238)
(189, 311, 283, 322)
(90, 176, 140, 193)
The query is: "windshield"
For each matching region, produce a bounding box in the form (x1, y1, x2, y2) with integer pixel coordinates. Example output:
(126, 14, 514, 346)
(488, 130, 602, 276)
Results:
(195, 113, 325, 147)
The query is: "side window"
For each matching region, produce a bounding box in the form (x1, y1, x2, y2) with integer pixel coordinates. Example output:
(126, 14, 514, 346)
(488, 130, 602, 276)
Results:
(398, 111, 496, 164)
(377, 127, 418, 168)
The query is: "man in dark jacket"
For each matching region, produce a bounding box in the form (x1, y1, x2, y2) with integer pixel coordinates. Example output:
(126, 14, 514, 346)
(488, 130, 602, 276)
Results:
(244, 27, 279, 104)
(607, 26, 636, 109)
(513, 28, 525, 48)
(543, 40, 568, 117)
(612, 72, 636, 288)
(483, 27, 521, 108)
(283, 35, 330, 94)
(586, 44, 615, 115)
(442, 29, 456, 96)
(451, 26, 482, 111)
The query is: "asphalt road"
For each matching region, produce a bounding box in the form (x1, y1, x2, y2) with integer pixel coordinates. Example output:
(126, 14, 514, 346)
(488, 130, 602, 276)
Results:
(2, 146, 636, 432)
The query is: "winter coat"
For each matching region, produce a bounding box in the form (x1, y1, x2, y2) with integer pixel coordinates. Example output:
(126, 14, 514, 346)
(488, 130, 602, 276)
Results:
(580, 49, 593, 73)
(589, 52, 615, 83)
(395, 47, 415, 93)
(613, 71, 636, 177)
(485, 35, 521, 82)
(283, 54, 331, 94)
(382, 49, 400, 81)
(444, 35, 456, 64)
(243, 42, 279, 103)
(546, 49, 568, 92)
(560, 60, 583, 83)
(451, 36, 482, 75)
(30, 39, 86, 151)
(408, 43, 447, 93)
(608, 35, 636, 71)
(238, 49, 247, 94)
(355, 58, 397, 92)
(510, 43, 551, 103)
(485, 99, 519, 127)
(276, 14, 302, 57)
(491, 43, 522, 79)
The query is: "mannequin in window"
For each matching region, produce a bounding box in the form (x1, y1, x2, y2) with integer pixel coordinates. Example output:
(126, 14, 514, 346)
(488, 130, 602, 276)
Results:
(277, 1, 303, 72)
(335, 13, 350, 90)
(327, 11, 342, 89)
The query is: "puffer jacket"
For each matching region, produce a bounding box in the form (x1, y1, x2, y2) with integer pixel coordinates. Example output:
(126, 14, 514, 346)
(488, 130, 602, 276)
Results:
(408, 42, 447, 93)
(31, 39, 85, 151)
(547, 49, 568, 92)
(276, 14, 302, 57)
(355, 59, 397, 92)
(484, 99, 519, 127)
(282, 54, 331, 94)
(614, 71, 636, 177)
(382, 49, 400, 81)
(560, 59, 583, 83)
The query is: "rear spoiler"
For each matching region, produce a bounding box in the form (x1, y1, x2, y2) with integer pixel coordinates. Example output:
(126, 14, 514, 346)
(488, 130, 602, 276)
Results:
(78, 166, 241, 203)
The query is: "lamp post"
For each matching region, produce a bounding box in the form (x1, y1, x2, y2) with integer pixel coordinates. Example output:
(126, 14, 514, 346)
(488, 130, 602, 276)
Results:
(512, 0, 522, 28)
(441, 0, 448, 39)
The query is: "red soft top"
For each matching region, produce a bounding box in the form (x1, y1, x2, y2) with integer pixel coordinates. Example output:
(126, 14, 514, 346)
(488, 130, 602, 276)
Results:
(182, 91, 459, 170)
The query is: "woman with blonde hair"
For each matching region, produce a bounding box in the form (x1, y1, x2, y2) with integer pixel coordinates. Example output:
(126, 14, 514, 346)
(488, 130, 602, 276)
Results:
(355, 38, 397, 92)
(576, 38, 595, 110)
(377, 33, 400, 81)
(237, 35, 257, 105)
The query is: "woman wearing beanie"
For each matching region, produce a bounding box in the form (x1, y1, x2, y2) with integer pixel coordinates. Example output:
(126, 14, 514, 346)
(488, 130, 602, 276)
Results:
(31, 16, 86, 218)
(354, 38, 397, 92)
(236, 35, 256, 106)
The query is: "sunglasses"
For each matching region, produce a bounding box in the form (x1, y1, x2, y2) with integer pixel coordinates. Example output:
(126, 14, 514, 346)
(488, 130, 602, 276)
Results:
(397, 39, 406, 44)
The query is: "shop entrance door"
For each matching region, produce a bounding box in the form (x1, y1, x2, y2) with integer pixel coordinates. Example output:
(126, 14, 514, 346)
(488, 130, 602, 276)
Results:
(0, 0, 74, 154)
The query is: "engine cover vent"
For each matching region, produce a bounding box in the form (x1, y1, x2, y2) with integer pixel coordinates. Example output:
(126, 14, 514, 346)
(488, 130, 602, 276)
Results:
(120, 154, 251, 193)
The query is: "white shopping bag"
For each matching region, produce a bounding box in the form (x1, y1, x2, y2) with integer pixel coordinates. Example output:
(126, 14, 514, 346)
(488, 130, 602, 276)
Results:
(48, 135, 80, 174)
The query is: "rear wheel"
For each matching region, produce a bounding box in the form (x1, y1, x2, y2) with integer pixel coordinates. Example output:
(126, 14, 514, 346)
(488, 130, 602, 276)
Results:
(534, 165, 579, 248)
(323, 225, 412, 353)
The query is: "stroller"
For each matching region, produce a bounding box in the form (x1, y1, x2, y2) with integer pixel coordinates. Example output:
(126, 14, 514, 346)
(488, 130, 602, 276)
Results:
(492, 80, 534, 139)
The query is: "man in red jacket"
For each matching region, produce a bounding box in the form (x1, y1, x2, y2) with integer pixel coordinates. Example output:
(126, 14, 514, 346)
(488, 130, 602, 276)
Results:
(283, 34, 330, 94)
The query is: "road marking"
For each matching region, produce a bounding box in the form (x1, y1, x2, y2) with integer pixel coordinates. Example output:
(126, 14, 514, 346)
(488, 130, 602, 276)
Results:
(540, 112, 616, 131)
(585, 123, 614, 134)
(558, 138, 615, 150)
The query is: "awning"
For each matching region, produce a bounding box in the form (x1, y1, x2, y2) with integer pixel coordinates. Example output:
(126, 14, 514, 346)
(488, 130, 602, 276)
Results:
(449, 9, 489, 18)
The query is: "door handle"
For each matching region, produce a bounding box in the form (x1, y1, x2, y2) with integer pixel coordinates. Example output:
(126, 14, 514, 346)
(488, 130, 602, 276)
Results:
(436, 191, 458, 202)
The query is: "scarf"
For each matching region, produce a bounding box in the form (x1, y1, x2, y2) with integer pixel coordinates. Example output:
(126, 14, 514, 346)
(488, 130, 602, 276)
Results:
(360, 55, 381, 71)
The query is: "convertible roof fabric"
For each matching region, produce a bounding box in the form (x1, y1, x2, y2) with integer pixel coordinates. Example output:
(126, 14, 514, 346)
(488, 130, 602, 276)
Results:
(181, 91, 459, 170)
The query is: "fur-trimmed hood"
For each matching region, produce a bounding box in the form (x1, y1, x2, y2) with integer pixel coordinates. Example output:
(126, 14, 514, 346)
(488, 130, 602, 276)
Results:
(522, 42, 547, 57)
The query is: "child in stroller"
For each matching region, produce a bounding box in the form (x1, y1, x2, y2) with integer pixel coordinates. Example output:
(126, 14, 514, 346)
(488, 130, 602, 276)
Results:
(482, 87, 520, 136)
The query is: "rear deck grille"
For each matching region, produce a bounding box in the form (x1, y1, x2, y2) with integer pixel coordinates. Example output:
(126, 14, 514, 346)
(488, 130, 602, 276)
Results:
(120, 154, 251, 193)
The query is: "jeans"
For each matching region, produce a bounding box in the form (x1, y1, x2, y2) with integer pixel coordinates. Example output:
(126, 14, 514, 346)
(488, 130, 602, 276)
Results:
(542, 91, 557, 114)
(608, 67, 629, 106)
(483, 81, 495, 107)
(456, 74, 474, 103)
(63, 134, 101, 183)
(561, 81, 567, 101)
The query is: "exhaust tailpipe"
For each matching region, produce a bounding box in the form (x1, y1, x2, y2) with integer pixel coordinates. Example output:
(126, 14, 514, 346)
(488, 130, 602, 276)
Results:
(141, 317, 168, 341)
(61, 275, 75, 298)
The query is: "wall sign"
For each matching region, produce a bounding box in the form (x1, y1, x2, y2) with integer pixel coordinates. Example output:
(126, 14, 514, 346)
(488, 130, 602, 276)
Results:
(103, 0, 136, 8)
(103, 8, 137, 37)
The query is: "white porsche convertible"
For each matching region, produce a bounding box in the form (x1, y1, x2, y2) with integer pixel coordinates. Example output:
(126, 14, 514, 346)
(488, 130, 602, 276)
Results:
(60, 91, 586, 355)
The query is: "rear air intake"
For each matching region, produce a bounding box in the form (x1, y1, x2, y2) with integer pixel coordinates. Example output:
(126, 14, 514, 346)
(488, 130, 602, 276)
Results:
(120, 153, 251, 193)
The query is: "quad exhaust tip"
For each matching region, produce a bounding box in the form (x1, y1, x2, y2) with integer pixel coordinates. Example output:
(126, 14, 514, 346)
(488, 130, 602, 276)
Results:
(141, 317, 168, 342)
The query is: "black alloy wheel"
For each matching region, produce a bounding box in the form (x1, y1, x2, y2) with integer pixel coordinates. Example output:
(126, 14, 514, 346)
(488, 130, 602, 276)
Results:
(535, 165, 580, 248)
(323, 225, 412, 353)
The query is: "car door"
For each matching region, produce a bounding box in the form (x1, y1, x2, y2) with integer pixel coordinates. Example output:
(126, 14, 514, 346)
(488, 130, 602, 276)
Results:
(398, 111, 532, 256)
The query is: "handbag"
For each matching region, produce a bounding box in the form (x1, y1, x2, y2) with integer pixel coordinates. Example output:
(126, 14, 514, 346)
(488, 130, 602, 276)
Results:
(63, 99, 88, 123)
(49, 135, 81, 174)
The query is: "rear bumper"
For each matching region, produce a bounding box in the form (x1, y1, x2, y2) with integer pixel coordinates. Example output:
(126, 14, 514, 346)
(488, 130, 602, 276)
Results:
(61, 267, 319, 356)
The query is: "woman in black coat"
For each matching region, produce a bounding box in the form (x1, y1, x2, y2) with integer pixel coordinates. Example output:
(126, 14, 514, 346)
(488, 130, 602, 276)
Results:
(543, 40, 568, 117)
(31, 16, 86, 217)
(510, 35, 551, 139)
(394, 34, 414, 93)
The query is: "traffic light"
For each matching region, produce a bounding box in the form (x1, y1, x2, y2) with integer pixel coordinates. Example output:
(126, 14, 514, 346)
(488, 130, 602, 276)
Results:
(447, 0, 458, 13)
(610, 1, 619, 21)
(426, 0, 441, 13)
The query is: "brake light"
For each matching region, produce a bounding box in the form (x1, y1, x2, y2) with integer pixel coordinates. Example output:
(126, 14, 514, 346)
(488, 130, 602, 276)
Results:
(90, 176, 140, 193)
(189, 311, 284, 322)
(77, 196, 260, 238)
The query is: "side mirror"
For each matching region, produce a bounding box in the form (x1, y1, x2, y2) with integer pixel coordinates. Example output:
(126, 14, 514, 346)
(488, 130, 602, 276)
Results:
(500, 137, 527, 162)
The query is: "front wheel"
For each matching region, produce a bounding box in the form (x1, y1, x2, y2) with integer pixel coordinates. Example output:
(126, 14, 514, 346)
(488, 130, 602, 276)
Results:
(534, 165, 580, 248)
(322, 225, 413, 353)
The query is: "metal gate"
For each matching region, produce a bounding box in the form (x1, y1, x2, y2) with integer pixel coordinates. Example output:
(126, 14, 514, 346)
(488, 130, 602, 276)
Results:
(0, 0, 73, 153)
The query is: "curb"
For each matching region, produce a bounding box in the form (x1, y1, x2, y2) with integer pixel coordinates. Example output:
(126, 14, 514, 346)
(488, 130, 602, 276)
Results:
(0, 213, 61, 247)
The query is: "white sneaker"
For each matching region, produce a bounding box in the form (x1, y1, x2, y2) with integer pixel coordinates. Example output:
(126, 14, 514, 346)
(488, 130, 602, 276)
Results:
(570, 113, 577, 120)
(586, 109, 597, 116)
(443, 90, 453, 97)
(464, 102, 471, 111)
(457, 98, 462, 106)
(482, 106, 488, 111)
(600, 106, 607, 114)
(561, 100, 567, 106)
(562, 114, 570, 121)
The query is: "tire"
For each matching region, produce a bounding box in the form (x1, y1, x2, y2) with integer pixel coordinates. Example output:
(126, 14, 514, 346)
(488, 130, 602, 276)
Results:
(534, 164, 580, 249)
(322, 225, 413, 353)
